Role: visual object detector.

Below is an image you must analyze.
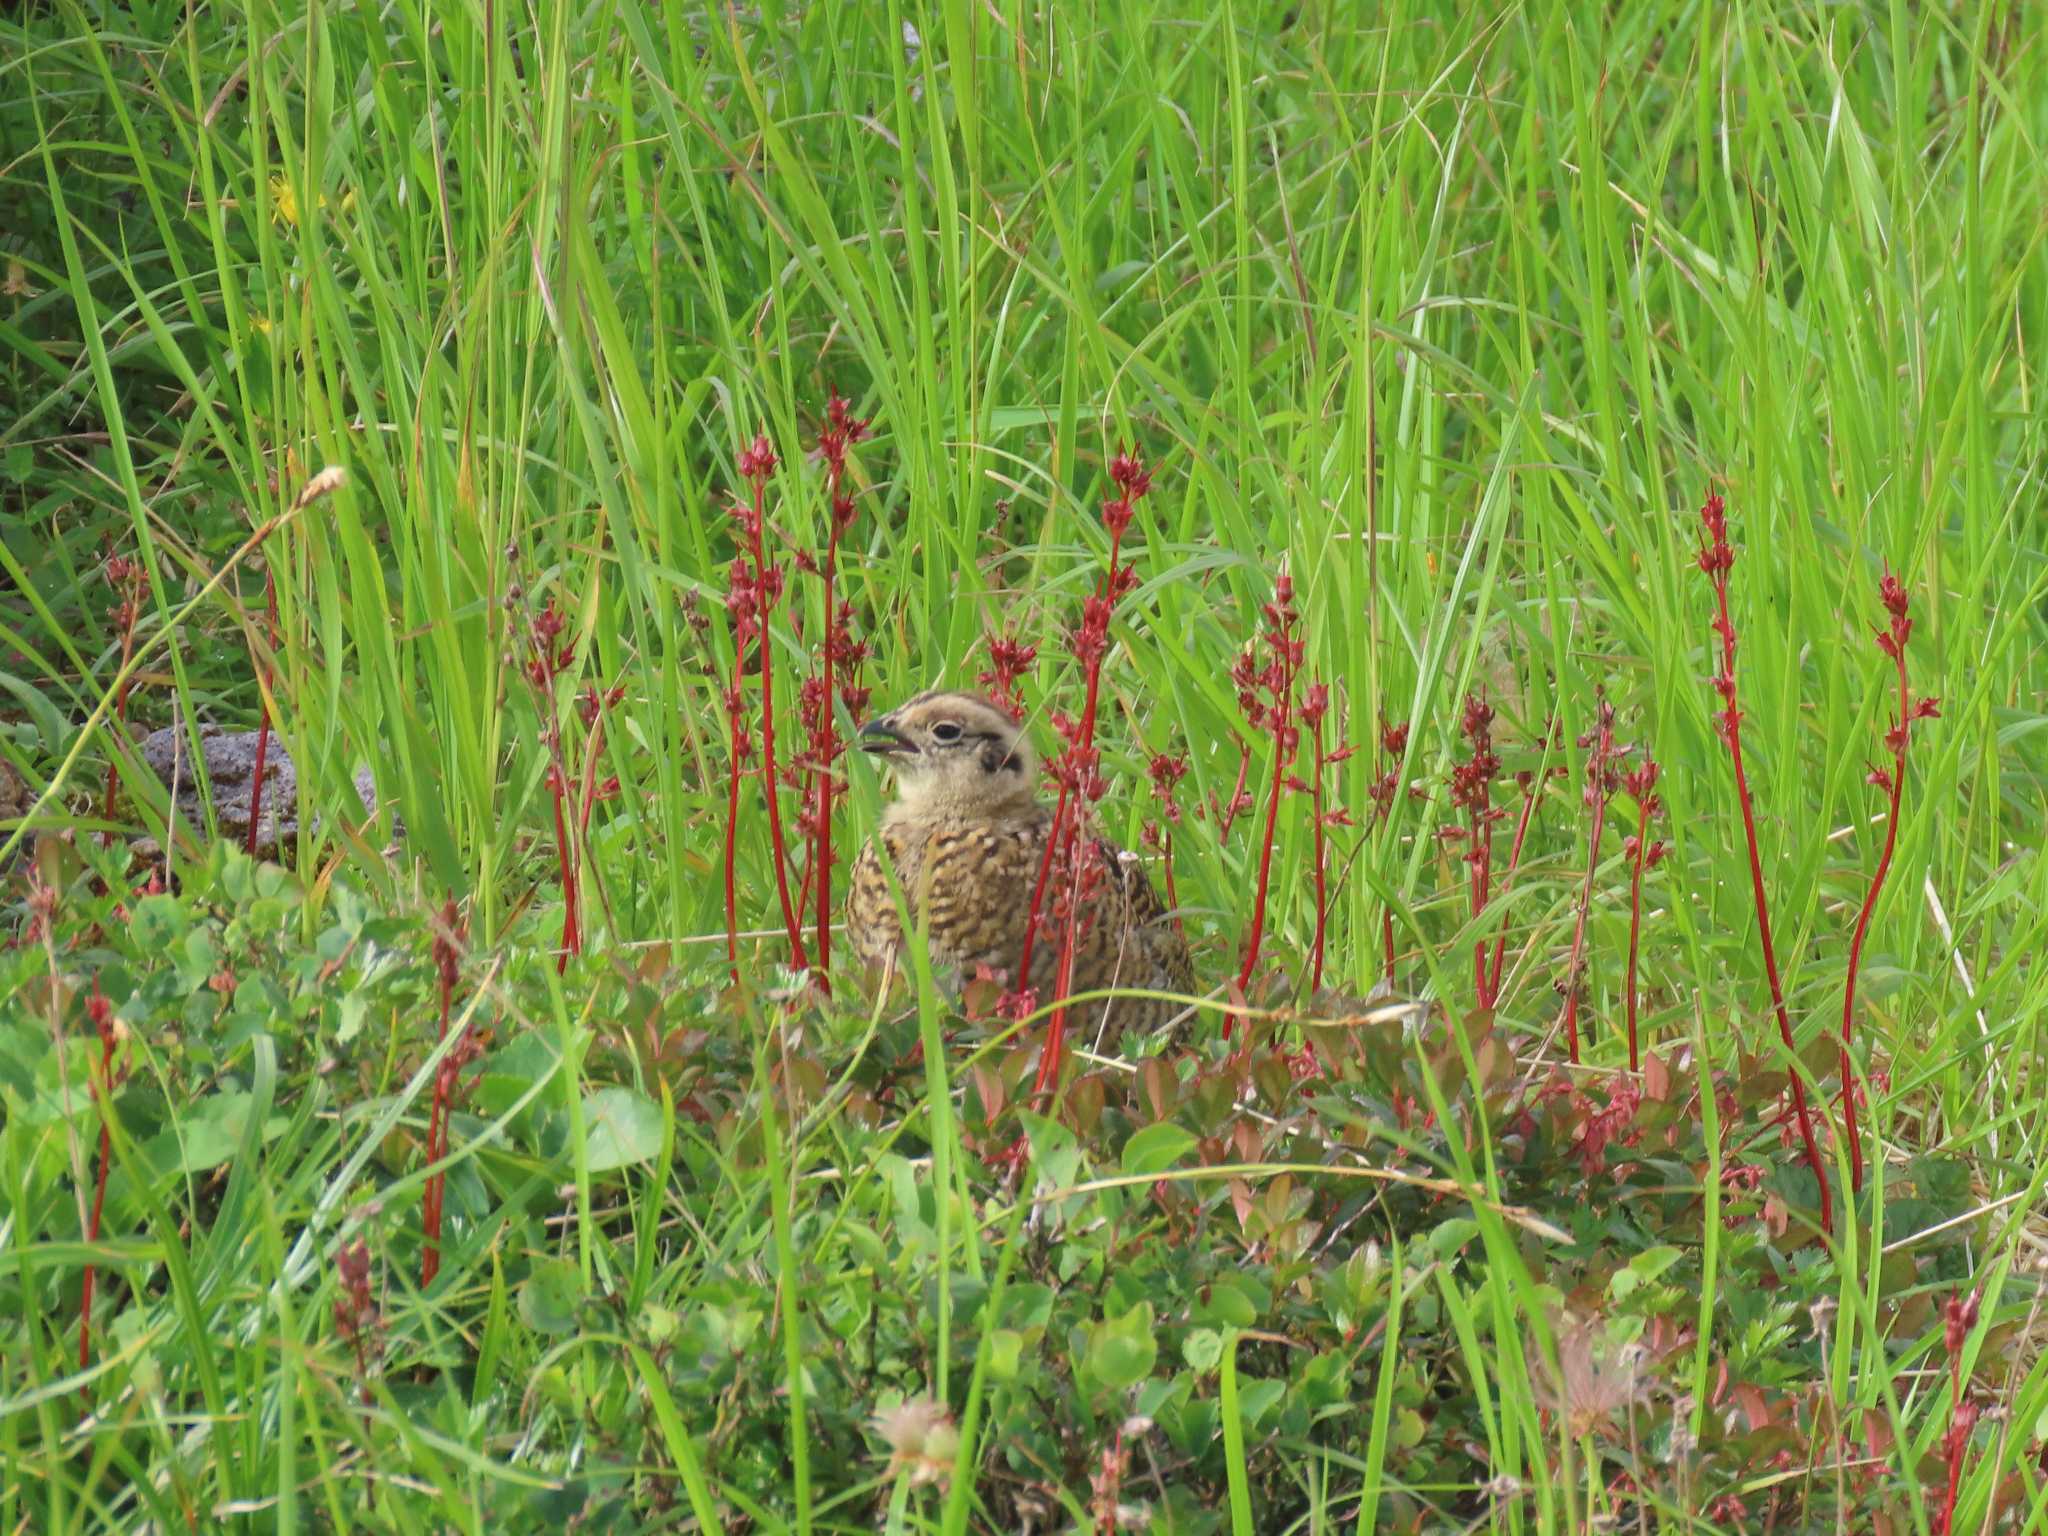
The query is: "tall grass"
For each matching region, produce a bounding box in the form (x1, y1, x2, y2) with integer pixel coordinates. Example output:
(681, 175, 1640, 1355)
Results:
(3, 0, 2047, 1529)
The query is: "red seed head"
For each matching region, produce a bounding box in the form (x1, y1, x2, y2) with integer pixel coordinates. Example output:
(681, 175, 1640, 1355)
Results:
(1108, 445, 1151, 501)
(1878, 568, 1909, 620)
(1300, 681, 1330, 727)
(737, 434, 777, 480)
(825, 389, 869, 442)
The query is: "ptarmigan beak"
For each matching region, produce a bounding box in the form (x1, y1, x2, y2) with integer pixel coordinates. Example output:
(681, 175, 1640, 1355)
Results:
(859, 718, 916, 755)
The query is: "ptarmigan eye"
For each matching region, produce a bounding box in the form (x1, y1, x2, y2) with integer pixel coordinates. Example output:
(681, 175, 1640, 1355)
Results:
(931, 721, 963, 743)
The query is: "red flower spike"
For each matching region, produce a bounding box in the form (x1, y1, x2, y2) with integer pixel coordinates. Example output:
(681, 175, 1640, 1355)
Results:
(1622, 744, 1663, 1072)
(1018, 444, 1156, 1116)
(1443, 691, 1509, 1006)
(420, 898, 468, 1287)
(1696, 489, 1832, 1234)
(1228, 565, 1312, 1034)
(77, 977, 122, 1371)
(1839, 564, 1937, 1195)
(797, 393, 876, 991)
(723, 430, 811, 974)
(1560, 691, 1628, 1062)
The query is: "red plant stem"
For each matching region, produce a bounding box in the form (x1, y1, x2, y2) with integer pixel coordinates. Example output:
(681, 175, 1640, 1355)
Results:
(744, 479, 809, 972)
(573, 700, 610, 854)
(246, 568, 278, 856)
(1939, 1393, 1967, 1536)
(1031, 522, 1122, 1101)
(723, 724, 745, 984)
(1160, 834, 1182, 947)
(1728, 708, 1826, 1228)
(1624, 800, 1651, 1073)
(1701, 499, 1831, 1234)
(1841, 615, 1915, 1194)
(1307, 713, 1329, 992)
(421, 920, 454, 1288)
(1381, 908, 1396, 982)
(1469, 800, 1494, 1009)
(1217, 739, 1252, 840)
(1730, 740, 1829, 1230)
(1231, 689, 1292, 1037)
(421, 1098, 443, 1286)
(79, 1000, 115, 1372)
(100, 587, 141, 829)
(1560, 791, 1608, 1064)
(1037, 907, 1083, 1102)
(1936, 1297, 1977, 1536)
(1486, 783, 1542, 1000)
(549, 770, 578, 973)
(813, 526, 840, 991)
(1014, 783, 1071, 1000)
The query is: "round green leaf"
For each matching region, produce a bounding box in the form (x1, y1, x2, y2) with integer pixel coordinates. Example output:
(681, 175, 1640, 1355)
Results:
(581, 1087, 663, 1171)
(519, 1258, 582, 1335)
(1121, 1121, 1197, 1177)
(1088, 1301, 1158, 1391)
(1182, 1327, 1224, 1373)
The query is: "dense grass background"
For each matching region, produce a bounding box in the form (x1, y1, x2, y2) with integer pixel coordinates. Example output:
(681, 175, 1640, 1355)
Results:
(4, 0, 2047, 1530)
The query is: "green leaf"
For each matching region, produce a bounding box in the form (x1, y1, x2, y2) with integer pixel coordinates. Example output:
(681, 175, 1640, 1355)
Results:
(1121, 1121, 1196, 1177)
(581, 1087, 663, 1171)
(986, 1329, 1023, 1381)
(130, 895, 188, 951)
(519, 1258, 582, 1335)
(1087, 1301, 1158, 1391)
(1197, 1275, 1263, 1329)
(153, 1091, 283, 1173)
(1182, 1327, 1224, 1373)
(1428, 1218, 1481, 1260)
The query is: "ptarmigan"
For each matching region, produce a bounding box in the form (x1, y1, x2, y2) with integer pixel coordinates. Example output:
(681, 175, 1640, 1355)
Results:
(845, 691, 1193, 1046)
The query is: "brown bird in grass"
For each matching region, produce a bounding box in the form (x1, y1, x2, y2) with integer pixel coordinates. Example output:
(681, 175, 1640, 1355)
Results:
(845, 691, 1195, 1047)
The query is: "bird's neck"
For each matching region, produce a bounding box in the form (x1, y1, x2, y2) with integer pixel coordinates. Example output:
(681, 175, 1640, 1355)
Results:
(884, 788, 1042, 828)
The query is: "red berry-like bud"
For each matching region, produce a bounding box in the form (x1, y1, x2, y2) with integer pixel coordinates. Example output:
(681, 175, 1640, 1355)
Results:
(737, 434, 778, 479)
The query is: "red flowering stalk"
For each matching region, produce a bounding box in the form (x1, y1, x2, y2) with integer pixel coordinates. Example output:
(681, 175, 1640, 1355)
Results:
(571, 681, 625, 889)
(517, 595, 583, 972)
(1020, 446, 1150, 1102)
(798, 391, 872, 988)
(1841, 570, 1939, 1192)
(420, 898, 464, 1288)
(719, 681, 752, 984)
(1368, 717, 1410, 981)
(977, 631, 1039, 723)
(1932, 1286, 1981, 1536)
(245, 568, 279, 856)
(1486, 721, 1565, 1002)
(1697, 491, 1831, 1233)
(1442, 693, 1506, 1008)
(1210, 735, 1256, 840)
(1298, 684, 1354, 991)
(1621, 755, 1667, 1072)
(1227, 569, 1305, 1038)
(99, 551, 146, 832)
(1559, 692, 1627, 1063)
(1091, 1421, 1136, 1533)
(1141, 748, 1191, 946)
(78, 977, 118, 1371)
(730, 435, 809, 971)
(333, 1236, 381, 1405)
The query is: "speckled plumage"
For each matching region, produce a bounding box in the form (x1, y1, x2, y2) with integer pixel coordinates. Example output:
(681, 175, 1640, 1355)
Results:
(846, 691, 1194, 1047)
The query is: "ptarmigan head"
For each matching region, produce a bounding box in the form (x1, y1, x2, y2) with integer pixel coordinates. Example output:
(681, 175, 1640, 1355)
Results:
(860, 691, 1038, 813)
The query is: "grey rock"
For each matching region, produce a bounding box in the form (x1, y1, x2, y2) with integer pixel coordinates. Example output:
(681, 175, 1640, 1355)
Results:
(136, 724, 394, 857)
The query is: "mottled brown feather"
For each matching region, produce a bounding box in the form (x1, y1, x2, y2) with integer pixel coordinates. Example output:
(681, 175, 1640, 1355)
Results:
(845, 693, 1193, 1047)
